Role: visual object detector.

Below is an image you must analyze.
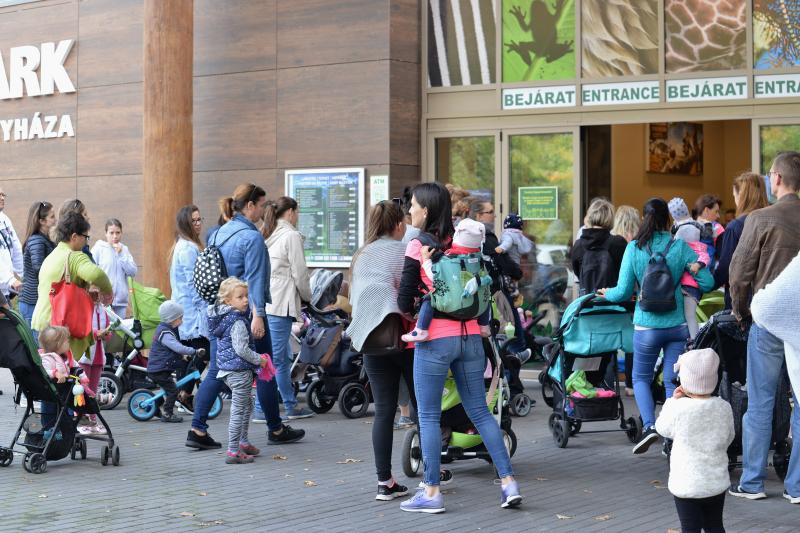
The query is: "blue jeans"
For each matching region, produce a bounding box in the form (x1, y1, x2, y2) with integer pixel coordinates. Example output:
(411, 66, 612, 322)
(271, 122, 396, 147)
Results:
(740, 324, 800, 495)
(18, 301, 35, 327)
(191, 338, 222, 433)
(632, 325, 689, 428)
(414, 335, 514, 486)
(267, 314, 297, 411)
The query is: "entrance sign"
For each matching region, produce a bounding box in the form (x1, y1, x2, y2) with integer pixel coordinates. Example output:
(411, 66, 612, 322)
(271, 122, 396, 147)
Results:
(502, 85, 577, 110)
(666, 76, 748, 103)
(285, 168, 364, 267)
(369, 175, 389, 205)
(519, 186, 558, 220)
(754, 74, 800, 99)
(582, 81, 660, 106)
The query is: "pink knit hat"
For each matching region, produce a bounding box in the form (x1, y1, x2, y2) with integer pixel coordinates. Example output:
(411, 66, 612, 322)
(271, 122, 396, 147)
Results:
(453, 218, 485, 249)
(673, 348, 719, 395)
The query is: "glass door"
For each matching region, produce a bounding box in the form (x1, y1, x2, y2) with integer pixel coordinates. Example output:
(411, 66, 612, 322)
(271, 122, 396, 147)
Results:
(752, 119, 800, 203)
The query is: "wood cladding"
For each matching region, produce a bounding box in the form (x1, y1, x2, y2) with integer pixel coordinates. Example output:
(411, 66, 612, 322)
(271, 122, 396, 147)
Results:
(77, 0, 143, 88)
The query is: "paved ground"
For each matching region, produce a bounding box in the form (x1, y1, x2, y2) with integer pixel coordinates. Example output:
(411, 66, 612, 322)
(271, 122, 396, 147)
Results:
(0, 369, 796, 532)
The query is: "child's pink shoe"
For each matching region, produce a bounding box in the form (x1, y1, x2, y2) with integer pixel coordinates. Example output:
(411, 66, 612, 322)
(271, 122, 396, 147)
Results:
(225, 451, 254, 464)
(401, 328, 429, 343)
(480, 325, 491, 338)
(239, 443, 261, 456)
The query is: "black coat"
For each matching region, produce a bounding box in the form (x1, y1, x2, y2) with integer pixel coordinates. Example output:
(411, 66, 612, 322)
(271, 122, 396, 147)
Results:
(570, 228, 627, 292)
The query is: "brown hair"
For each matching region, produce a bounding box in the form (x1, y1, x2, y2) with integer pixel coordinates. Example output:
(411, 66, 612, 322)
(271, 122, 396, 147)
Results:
(351, 200, 404, 274)
(59, 198, 86, 220)
(733, 171, 769, 217)
(22, 201, 53, 250)
(39, 325, 70, 353)
(105, 218, 122, 231)
(773, 150, 800, 192)
(220, 183, 267, 221)
(168, 205, 203, 263)
(693, 194, 721, 219)
(262, 196, 298, 239)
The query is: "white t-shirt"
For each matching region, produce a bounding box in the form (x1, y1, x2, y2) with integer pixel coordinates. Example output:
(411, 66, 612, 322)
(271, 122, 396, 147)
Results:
(0, 211, 23, 296)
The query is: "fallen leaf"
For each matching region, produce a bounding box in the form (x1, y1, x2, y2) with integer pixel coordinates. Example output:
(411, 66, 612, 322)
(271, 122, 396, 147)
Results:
(582, 489, 592, 494)
(556, 514, 573, 520)
(305, 459, 313, 462)
(179, 512, 195, 517)
(37, 494, 47, 499)
(133, 443, 140, 447)
(197, 520, 224, 527)
(535, 477, 548, 481)
(198, 492, 207, 497)
(650, 479, 662, 485)
(666, 529, 680, 533)
(272, 454, 287, 461)
(594, 514, 612, 521)
(654, 485, 668, 490)
(363, 421, 373, 425)
(336, 458, 362, 464)
(304, 480, 318, 487)
(284, 474, 293, 478)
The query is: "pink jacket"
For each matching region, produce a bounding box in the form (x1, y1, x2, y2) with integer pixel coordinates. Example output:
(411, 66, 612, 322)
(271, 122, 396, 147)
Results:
(681, 241, 709, 289)
(40, 351, 69, 379)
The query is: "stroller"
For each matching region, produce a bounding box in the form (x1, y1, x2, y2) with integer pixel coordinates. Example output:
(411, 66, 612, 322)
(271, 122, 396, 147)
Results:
(541, 294, 642, 448)
(0, 308, 120, 473)
(401, 336, 517, 477)
(689, 310, 792, 479)
(293, 270, 371, 418)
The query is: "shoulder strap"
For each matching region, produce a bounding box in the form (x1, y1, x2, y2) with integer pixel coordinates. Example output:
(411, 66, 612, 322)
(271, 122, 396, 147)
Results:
(210, 227, 247, 249)
(62, 252, 72, 284)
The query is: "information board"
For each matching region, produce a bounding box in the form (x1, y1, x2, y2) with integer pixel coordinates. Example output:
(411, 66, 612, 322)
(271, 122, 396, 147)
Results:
(285, 168, 364, 267)
(519, 186, 558, 220)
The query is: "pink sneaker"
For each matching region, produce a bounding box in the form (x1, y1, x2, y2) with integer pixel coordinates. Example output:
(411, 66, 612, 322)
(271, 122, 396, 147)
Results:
(401, 328, 429, 343)
(225, 451, 254, 464)
(239, 443, 261, 456)
(480, 325, 491, 337)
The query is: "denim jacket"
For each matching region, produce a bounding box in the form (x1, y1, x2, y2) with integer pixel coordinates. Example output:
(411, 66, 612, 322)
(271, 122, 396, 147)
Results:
(213, 214, 271, 316)
(169, 238, 208, 340)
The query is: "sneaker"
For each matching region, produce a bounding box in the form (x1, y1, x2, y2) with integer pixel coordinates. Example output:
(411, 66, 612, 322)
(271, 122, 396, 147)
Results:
(252, 412, 267, 424)
(400, 490, 445, 514)
(729, 484, 767, 500)
(514, 349, 531, 364)
(161, 414, 183, 423)
(285, 407, 314, 420)
(177, 396, 194, 414)
(393, 416, 414, 430)
(401, 328, 429, 344)
(632, 427, 659, 455)
(239, 443, 261, 456)
(268, 424, 305, 445)
(500, 480, 523, 509)
(783, 491, 800, 504)
(376, 482, 409, 501)
(225, 451, 254, 464)
(418, 469, 453, 488)
(185, 430, 222, 450)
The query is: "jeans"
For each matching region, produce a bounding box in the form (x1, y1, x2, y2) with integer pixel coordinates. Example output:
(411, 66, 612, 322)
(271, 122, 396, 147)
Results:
(179, 337, 210, 395)
(254, 330, 283, 433)
(18, 301, 35, 328)
(192, 338, 222, 433)
(363, 349, 415, 482)
(414, 335, 513, 486)
(740, 323, 800, 495)
(268, 314, 297, 411)
(632, 325, 689, 428)
(673, 493, 726, 533)
(149, 370, 178, 417)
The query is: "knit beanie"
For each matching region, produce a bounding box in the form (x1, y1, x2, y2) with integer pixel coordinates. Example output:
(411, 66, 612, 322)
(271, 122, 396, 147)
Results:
(668, 197, 691, 223)
(159, 300, 184, 324)
(453, 218, 485, 249)
(673, 348, 719, 395)
(503, 213, 523, 230)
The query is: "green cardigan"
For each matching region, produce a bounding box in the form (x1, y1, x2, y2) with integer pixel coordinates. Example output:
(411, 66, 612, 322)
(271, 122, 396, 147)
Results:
(32, 242, 112, 357)
(604, 232, 714, 329)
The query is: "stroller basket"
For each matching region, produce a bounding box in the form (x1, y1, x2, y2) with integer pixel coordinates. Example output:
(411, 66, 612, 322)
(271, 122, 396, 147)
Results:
(571, 395, 619, 421)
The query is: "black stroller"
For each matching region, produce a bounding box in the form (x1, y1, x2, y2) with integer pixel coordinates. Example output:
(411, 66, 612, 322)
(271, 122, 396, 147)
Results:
(292, 270, 371, 418)
(689, 310, 792, 479)
(0, 308, 120, 473)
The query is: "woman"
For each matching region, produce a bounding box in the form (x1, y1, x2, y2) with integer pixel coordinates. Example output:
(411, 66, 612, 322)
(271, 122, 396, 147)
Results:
(599, 198, 713, 455)
(693, 193, 725, 265)
(348, 201, 415, 501)
(611, 204, 641, 395)
(570, 199, 627, 296)
(397, 183, 521, 513)
(58, 199, 94, 261)
(31, 212, 112, 356)
(263, 197, 313, 419)
(92, 218, 137, 318)
(714, 172, 769, 308)
(19, 201, 56, 328)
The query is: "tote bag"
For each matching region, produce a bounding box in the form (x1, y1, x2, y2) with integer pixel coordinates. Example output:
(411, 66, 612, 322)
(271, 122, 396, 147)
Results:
(49, 254, 93, 339)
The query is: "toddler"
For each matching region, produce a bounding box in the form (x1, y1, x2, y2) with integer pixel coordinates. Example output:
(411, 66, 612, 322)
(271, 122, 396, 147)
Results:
(668, 198, 708, 339)
(494, 213, 534, 265)
(38, 326, 72, 384)
(208, 277, 269, 464)
(148, 300, 202, 423)
(402, 218, 492, 343)
(76, 291, 114, 434)
(655, 348, 734, 533)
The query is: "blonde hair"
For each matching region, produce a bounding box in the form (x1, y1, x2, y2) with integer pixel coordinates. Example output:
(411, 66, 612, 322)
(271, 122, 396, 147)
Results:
(612, 205, 641, 240)
(584, 199, 615, 229)
(733, 171, 768, 217)
(39, 326, 70, 354)
(218, 277, 248, 303)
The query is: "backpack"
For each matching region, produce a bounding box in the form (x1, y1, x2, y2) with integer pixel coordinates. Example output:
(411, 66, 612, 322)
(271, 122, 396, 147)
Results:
(429, 252, 492, 321)
(638, 239, 678, 313)
(673, 220, 716, 270)
(578, 240, 614, 296)
(193, 228, 245, 303)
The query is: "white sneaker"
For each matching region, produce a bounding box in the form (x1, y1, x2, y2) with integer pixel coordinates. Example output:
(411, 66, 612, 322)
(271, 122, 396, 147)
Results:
(784, 491, 800, 504)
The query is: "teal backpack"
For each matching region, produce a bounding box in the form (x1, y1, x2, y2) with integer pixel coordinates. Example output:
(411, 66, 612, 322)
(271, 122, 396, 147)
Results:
(429, 251, 493, 321)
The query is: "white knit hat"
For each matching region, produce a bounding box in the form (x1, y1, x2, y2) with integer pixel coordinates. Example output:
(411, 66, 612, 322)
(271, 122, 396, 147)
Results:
(453, 218, 485, 249)
(673, 348, 719, 395)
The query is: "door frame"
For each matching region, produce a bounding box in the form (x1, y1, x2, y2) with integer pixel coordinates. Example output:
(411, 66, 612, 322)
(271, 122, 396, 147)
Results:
(751, 117, 800, 176)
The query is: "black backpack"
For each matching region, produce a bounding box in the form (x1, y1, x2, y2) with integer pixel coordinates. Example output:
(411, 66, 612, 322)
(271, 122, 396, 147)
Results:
(193, 228, 245, 303)
(638, 239, 678, 313)
(578, 240, 614, 296)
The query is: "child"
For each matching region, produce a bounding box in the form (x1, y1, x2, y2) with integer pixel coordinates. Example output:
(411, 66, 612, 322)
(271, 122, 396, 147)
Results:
(38, 326, 72, 384)
(91, 218, 137, 319)
(494, 213, 534, 265)
(668, 198, 708, 339)
(655, 348, 734, 533)
(402, 218, 492, 343)
(77, 289, 114, 434)
(148, 300, 202, 423)
(207, 277, 269, 464)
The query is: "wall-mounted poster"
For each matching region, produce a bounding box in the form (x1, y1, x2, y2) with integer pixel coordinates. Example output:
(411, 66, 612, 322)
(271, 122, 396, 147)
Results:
(754, 0, 800, 69)
(647, 123, 704, 176)
(285, 168, 364, 267)
(502, 0, 575, 82)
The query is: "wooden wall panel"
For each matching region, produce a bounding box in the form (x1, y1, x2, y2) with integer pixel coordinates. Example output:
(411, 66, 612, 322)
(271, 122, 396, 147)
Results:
(390, 0, 420, 64)
(276, 0, 389, 68)
(77, 83, 143, 176)
(388, 164, 421, 198)
(193, 169, 282, 230)
(0, 177, 77, 237)
(78, 0, 143, 88)
(0, 1, 77, 54)
(390, 60, 420, 166)
(194, 0, 276, 76)
(277, 62, 389, 168)
(194, 70, 276, 172)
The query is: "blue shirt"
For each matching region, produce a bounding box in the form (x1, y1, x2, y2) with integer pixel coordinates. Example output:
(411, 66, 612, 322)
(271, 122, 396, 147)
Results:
(213, 214, 271, 316)
(604, 232, 714, 329)
(169, 238, 208, 340)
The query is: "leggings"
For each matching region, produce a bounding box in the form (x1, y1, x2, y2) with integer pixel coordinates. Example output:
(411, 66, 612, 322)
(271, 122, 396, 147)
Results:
(673, 493, 726, 533)
(221, 370, 255, 454)
(79, 363, 103, 397)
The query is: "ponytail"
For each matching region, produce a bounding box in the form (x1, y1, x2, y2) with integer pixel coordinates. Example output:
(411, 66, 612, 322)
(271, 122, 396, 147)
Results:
(219, 196, 235, 222)
(229, 183, 266, 217)
(262, 196, 298, 239)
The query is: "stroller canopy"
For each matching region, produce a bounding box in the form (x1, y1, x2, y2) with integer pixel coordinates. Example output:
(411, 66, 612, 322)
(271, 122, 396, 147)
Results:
(557, 294, 634, 356)
(309, 270, 343, 310)
(0, 308, 57, 401)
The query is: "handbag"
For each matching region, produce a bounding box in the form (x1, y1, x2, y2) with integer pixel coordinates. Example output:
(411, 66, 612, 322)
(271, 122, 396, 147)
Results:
(360, 313, 404, 356)
(49, 254, 94, 339)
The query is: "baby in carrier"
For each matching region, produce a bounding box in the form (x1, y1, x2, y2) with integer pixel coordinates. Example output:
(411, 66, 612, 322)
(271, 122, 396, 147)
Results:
(494, 213, 534, 264)
(402, 218, 492, 343)
(668, 198, 709, 339)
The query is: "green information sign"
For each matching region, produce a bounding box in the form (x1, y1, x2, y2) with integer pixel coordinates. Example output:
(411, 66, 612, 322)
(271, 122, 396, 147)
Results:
(519, 186, 558, 220)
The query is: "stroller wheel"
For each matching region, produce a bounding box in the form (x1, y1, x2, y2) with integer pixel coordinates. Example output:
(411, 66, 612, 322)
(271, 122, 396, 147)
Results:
(569, 420, 582, 436)
(551, 416, 569, 448)
(306, 381, 335, 414)
(111, 445, 121, 466)
(338, 382, 370, 419)
(98, 371, 124, 410)
(510, 394, 532, 417)
(22, 452, 32, 472)
(207, 394, 224, 420)
(0, 447, 13, 467)
(80, 438, 88, 460)
(502, 429, 518, 457)
(540, 376, 554, 408)
(100, 445, 109, 466)
(626, 416, 643, 443)
(127, 389, 157, 421)
(402, 429, 422, 478)
(29, 453, 46, 474)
